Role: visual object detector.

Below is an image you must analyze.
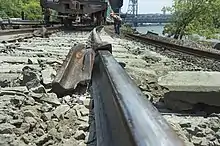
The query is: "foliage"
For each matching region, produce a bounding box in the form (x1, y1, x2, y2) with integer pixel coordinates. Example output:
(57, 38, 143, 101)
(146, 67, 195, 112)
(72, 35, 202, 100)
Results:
(164, 0, 220, 39)
(0, 0, 42, 20)
(22, 0, 42, 20)
(121, 24, 135, 34)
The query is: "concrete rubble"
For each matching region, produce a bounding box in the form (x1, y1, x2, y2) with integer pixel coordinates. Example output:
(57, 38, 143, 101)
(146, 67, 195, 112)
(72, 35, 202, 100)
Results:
(158, 71, 220, 111)
(0, 31, 96, 146)
(41, 66, 56, 86)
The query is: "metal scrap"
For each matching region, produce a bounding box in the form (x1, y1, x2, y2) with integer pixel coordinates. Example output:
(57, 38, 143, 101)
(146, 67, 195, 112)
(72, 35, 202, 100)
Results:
(52, 44, 95, 96)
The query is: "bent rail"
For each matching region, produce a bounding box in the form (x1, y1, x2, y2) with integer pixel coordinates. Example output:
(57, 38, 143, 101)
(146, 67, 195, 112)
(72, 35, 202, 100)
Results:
(52, 44, 95, 96)
(91, 28, 185, 146)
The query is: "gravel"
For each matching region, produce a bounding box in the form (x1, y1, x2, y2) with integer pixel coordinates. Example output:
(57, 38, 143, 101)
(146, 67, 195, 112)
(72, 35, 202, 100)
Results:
(0, 31, 96, 146)
(2, 26, 220, 146)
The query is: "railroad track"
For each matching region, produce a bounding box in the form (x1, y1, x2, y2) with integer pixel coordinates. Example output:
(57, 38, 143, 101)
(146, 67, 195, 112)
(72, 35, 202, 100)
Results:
(0, 25, 220, 146)
(49, 27, 185, 146)
(0, 19, 61, 30)
(0, 25, 95, 43)
(1, 19, 44, 30)
(125, 33, 220, 61)
(0, 26, 60, 36)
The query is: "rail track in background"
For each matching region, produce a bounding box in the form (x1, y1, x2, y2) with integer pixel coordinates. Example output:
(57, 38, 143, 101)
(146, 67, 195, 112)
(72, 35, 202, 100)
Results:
(125, 33, 220, 61)
(0, 25, 96, 43)
(1, 19, 46, 30)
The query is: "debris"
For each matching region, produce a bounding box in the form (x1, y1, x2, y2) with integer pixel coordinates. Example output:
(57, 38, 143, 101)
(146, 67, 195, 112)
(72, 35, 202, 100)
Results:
(20, 123, 31, 134)
(74, 130, 86, 140)
(33, 27, 48, 38)
(78, 123, 89, 131)
(83, 99, 91, 109)
(24, 110, 36, 117)
(63, 95, 72, 104)
(25, 96, 35, 105)
(21, 134, 33, 144)
(35, 134, 52, 146)
(41, 66, 56, 86)
(24, 117, 37, 128)
(38, 103, 53, 112)
(41, 112, 53, 121)
(35, 128, 45, 137)
(158, 71, 220, 111)
(0, 123, 16, 134)
(54, 105, 70, 118)
(40, 93, 61, 106)
(29, 85, 46, 93)
(52, 44, 95, 96)
(80, 107, 89, 116)
(22, 66, 40, 87)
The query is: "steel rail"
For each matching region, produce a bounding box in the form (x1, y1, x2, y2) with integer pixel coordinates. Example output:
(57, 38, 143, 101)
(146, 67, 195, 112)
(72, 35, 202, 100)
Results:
(0, 26, 61, 43)
(0, 19, 43, 25)
(0, 25, 96, 36)
(0, 26, 61, 36)
(8, 20, 43, 25)
(125, 33, 220, 61)
(91, 28, 185, 146)
(0, 28, 39, 36)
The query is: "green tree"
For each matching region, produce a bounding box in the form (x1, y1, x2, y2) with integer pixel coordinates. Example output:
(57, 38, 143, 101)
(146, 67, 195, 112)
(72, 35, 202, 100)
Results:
(0, 0, 23, 18)
(0, 0, 42, 20)
(164, 0, 220, 39)
(22, 0, 42, 20)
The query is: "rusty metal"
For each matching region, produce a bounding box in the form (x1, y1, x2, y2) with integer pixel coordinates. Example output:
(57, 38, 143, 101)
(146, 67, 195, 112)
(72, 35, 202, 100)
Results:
(126, 33, 220, 61)
(90, 27, 185, 146)
(52, 44, 95, 96)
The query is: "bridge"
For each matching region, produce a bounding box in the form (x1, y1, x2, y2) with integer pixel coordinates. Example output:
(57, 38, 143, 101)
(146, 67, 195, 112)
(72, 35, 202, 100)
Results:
(121, 14, 172, 26)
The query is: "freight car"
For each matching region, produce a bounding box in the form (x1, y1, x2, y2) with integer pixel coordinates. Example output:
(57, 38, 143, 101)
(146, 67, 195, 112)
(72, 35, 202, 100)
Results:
(40, 0, 109, 26)
(40, 0, 123, 26)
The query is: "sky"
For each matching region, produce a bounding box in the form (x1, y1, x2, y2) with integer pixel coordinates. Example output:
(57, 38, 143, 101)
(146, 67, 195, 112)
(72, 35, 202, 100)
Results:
(121, 0, 173, 14)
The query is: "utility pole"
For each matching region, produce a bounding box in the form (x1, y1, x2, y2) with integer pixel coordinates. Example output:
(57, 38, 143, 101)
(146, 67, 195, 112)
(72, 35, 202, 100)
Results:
(126, 0, 138, 26)
(161, 6, 166, 15)
(127, 0, 138, 16)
